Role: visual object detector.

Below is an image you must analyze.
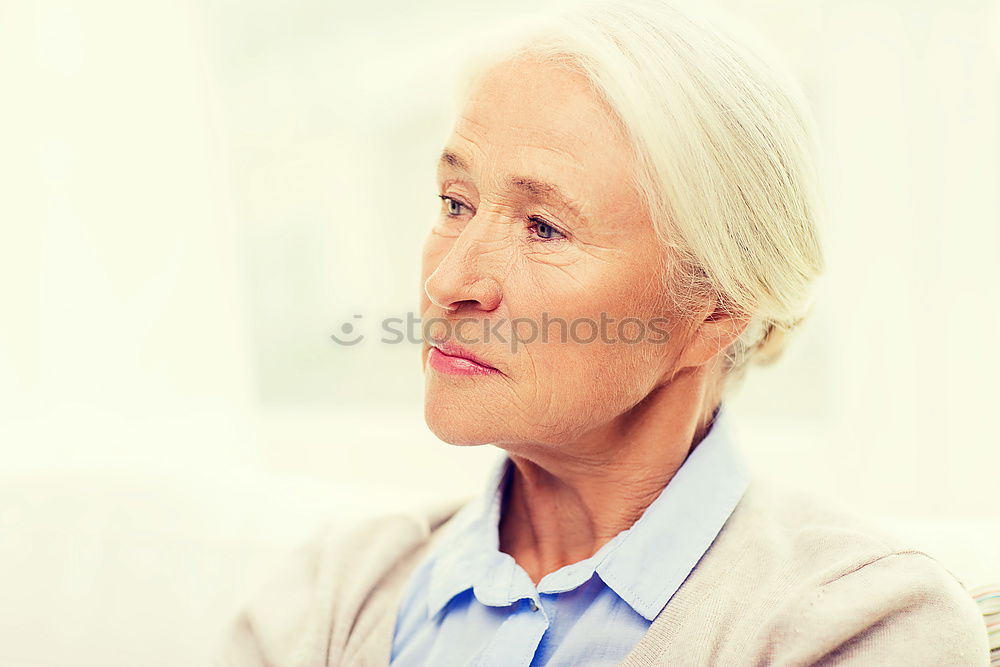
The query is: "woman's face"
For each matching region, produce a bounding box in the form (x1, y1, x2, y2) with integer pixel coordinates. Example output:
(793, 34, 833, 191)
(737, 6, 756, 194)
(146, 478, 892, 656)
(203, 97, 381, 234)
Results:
(421, 56, 696, 449)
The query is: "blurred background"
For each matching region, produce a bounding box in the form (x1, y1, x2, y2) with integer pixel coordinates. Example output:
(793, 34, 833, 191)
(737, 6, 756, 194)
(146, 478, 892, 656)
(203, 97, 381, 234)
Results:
(1, 0, 998, 664)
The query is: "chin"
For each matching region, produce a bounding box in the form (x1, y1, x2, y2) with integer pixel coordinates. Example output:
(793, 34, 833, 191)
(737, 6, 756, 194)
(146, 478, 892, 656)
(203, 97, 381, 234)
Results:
(423, 398, 497, 446)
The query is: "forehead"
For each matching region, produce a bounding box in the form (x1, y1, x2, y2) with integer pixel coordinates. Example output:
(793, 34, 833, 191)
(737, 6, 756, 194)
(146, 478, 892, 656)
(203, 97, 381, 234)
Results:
(443, 57, 637, 197)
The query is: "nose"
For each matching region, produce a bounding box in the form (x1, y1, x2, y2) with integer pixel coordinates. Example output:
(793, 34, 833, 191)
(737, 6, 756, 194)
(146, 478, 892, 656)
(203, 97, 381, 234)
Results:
(423, 230, 503, 314)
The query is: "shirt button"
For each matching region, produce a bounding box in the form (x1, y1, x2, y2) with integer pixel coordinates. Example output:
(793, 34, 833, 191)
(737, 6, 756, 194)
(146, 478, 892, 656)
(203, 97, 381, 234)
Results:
(529, 599, 540, 612)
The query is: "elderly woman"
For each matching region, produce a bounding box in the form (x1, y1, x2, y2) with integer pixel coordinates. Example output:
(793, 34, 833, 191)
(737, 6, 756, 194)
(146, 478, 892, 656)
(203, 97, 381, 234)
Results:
(217, 1, 989, 665)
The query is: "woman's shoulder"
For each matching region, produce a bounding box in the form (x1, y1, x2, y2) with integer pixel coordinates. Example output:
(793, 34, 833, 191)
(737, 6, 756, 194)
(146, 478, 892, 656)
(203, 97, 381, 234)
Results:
(660, 475, 989, 665)
(727, 474, 915, 568)
(714, 474, 982, 614)
(212, 496, 469, 667)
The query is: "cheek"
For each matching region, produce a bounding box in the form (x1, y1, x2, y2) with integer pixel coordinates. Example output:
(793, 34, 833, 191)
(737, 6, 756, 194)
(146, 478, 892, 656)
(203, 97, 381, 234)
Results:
(506, 309, 661, 406)
(498, 338, 654, 442)
(507, 258, 674, 400)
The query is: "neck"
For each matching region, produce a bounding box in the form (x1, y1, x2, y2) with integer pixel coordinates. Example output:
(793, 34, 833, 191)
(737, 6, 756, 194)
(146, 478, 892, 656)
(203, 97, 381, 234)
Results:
(497, 368, 721, 585)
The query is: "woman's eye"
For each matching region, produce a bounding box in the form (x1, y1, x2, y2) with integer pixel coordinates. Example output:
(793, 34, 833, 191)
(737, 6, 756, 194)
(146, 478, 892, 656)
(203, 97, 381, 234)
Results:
(438, 195, 468, 217)
(529, 218, 566, 241)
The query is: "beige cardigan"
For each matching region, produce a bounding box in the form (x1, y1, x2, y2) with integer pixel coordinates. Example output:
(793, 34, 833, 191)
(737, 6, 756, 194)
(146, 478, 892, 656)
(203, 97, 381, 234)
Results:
(215, 474, 990, 666)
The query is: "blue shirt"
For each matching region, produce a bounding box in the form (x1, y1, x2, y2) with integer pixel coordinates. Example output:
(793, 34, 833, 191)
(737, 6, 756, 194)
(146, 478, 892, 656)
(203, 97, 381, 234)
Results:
(389, 404, 752, 666)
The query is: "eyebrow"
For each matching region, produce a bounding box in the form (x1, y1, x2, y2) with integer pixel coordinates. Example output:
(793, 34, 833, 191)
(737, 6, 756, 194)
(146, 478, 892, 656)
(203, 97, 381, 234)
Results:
(438, 149, 588, 225)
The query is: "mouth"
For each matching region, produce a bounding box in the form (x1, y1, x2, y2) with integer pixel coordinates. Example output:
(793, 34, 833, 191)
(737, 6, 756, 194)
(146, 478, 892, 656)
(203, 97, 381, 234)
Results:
(427, 340, 501, 376)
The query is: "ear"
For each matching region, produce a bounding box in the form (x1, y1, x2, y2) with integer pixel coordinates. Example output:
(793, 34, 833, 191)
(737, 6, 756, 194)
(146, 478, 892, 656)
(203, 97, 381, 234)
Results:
(676, 298, 751, 370)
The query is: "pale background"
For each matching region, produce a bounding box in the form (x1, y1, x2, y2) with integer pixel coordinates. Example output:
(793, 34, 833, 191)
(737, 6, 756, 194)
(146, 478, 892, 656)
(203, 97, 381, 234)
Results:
(0, 0, 998, 665)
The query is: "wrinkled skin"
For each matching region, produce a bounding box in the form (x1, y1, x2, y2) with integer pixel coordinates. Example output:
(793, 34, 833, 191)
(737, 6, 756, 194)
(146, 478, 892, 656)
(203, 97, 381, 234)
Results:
(420, 56, 748, 581)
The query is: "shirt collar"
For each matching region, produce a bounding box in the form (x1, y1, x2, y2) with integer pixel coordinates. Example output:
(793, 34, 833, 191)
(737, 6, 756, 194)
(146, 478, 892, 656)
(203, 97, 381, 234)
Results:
(425, 403, 751, 621)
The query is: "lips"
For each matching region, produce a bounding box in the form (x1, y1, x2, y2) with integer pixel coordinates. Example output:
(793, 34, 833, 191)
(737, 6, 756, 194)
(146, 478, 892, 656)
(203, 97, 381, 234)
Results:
(430, 339, 498, 371)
